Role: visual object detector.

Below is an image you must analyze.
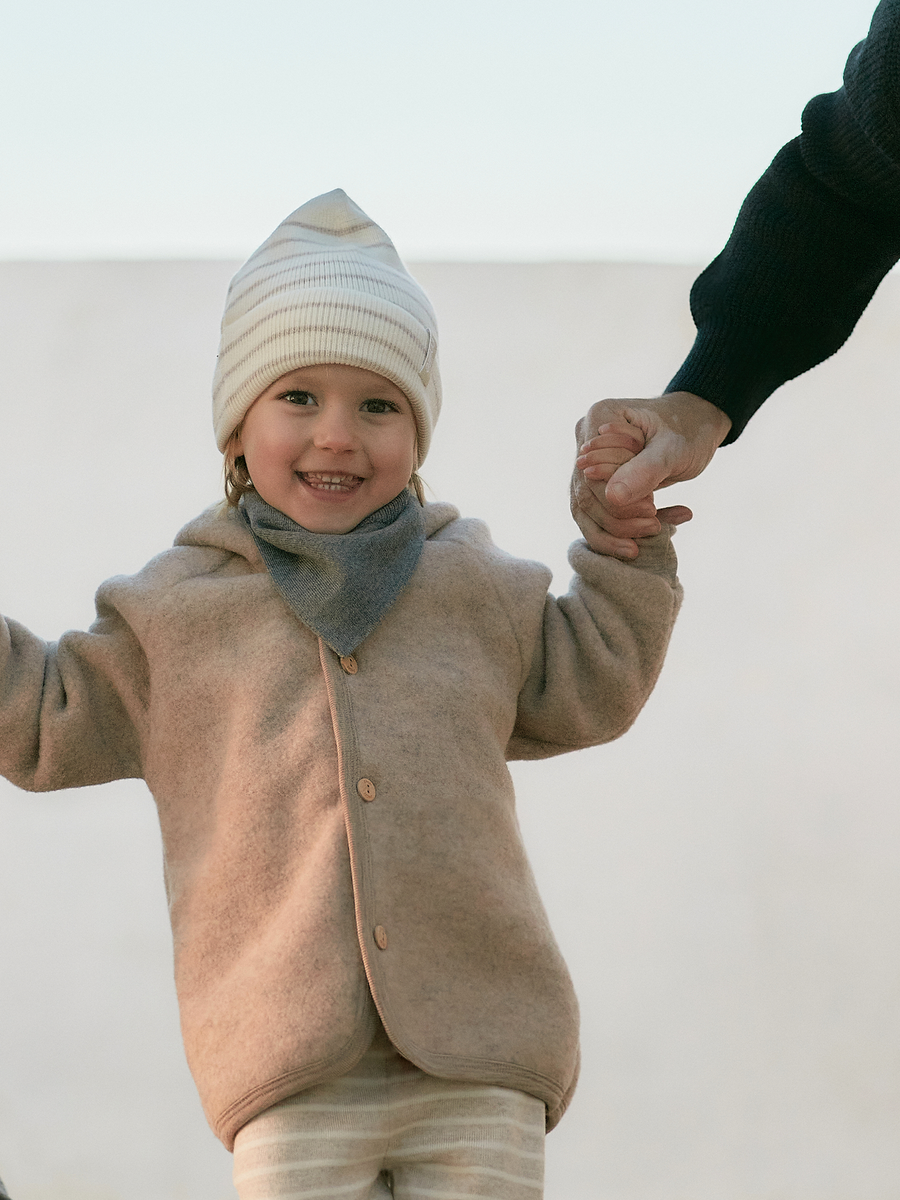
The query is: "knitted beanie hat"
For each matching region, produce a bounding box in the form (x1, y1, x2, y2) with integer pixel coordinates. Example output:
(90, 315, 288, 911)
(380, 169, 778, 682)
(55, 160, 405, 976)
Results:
(212, 189, 441, 463)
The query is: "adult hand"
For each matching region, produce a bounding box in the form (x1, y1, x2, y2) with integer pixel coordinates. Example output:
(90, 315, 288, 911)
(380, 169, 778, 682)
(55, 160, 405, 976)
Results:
(570, 392, 732, 558)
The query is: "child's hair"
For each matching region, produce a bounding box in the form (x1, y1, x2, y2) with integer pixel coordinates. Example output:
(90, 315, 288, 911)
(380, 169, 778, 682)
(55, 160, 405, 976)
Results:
(223, 427, 426, 509)
(222, 429, 253, 507)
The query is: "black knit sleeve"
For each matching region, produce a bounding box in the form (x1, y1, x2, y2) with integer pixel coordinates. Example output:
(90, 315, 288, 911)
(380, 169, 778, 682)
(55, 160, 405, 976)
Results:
(667, 0, 900, 442)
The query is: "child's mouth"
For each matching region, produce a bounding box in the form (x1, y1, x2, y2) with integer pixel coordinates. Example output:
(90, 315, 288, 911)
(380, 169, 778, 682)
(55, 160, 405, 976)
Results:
(299, 472, 363, 494)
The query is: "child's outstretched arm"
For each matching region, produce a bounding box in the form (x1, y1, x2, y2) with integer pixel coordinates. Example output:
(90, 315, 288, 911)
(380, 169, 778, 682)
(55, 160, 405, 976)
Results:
(574, 420, 693, 557)
(0, 577, 148, 792)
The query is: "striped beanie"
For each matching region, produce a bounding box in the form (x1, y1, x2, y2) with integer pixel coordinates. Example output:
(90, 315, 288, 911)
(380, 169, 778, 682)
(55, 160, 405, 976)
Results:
(212, 189, 441, 463)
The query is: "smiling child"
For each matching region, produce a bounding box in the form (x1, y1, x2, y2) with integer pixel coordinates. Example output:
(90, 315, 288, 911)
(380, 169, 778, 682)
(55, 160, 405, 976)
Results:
(0, 190, 682, 1199)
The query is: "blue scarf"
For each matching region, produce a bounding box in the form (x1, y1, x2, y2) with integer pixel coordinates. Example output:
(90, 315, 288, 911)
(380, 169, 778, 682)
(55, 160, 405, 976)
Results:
(241, 489, 426, 656)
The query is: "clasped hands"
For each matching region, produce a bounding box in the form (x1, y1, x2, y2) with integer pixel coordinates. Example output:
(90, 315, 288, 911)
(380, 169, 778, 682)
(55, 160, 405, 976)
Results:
(570, 391, 733, 559)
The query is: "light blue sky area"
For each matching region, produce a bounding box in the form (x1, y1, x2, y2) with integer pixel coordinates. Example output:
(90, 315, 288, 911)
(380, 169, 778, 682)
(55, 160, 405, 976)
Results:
(2, 0, 879, 260)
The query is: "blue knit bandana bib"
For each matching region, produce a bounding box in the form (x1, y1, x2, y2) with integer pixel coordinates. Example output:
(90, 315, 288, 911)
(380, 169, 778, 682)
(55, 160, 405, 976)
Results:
(241, 488, 426, 656)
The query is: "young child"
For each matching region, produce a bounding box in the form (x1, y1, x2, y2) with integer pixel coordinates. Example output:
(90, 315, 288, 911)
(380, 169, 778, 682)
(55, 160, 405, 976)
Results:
(0, 190, 682, 1199)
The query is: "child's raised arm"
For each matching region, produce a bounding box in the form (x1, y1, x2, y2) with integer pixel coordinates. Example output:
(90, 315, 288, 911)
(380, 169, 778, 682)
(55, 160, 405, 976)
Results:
(0, 575, 149, 792)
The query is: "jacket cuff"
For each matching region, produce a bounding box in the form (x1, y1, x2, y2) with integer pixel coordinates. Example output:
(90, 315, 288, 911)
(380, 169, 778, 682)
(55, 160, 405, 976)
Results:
(570, 527, 678, 585)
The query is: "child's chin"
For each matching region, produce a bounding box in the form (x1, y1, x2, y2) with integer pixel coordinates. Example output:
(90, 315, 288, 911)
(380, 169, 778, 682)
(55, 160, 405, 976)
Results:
(289, 504, 366, 535)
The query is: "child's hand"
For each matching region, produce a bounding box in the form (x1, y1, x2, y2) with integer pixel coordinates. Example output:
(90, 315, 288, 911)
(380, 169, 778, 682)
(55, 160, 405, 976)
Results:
(574, 421, 692, 556)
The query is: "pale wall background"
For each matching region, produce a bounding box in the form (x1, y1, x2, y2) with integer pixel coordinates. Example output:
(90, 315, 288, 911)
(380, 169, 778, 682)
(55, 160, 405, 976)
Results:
(1, 260, 899, 1200)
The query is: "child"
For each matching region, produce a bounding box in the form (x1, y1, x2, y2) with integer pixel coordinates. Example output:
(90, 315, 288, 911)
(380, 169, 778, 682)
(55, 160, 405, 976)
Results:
(0, 190, 682, 1199)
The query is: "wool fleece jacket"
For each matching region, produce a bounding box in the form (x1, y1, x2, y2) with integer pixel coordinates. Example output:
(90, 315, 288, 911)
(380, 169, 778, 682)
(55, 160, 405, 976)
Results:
(0, 500, 681, 1148)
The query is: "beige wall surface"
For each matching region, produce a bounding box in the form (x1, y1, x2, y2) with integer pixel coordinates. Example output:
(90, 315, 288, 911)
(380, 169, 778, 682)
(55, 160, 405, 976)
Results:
(1, 260, 899, 1200)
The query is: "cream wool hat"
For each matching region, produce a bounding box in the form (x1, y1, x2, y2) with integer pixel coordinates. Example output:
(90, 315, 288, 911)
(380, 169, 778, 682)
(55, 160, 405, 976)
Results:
(212, 189, 441, 463)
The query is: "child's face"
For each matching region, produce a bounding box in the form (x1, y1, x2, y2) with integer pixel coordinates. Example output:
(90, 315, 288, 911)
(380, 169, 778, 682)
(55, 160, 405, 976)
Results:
(234, 364, 418, 533)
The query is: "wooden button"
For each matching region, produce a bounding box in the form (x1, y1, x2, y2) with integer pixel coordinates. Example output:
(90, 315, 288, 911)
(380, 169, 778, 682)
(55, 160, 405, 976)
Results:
(374, 925, 388, 950)
(339, 655, 358, 675)
(357, 778, 376, 802)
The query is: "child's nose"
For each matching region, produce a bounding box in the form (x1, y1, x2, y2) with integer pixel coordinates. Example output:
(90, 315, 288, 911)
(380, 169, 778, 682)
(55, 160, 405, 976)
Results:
(313, 408, 358, 452)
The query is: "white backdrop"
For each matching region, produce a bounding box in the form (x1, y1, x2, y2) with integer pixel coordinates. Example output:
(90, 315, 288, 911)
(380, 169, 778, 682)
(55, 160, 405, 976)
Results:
(0, 0, 878, 262)
(1, 260, 899, 1199)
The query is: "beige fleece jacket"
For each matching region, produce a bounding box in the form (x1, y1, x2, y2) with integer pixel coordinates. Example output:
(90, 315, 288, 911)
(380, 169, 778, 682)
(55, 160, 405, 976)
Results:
(0, 500, 681, 1148)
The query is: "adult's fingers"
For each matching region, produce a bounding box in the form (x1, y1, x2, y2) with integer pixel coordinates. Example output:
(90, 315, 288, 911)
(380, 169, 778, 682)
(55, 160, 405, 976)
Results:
(584, 529, 641, 559)
(569, 500, 641, 558)
(571, 467, 658, 531)
(657, 504, 693, 526)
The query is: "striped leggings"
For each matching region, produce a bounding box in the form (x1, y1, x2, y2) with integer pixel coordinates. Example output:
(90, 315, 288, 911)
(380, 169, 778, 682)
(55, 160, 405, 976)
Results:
(232, 1027, 546, 1199)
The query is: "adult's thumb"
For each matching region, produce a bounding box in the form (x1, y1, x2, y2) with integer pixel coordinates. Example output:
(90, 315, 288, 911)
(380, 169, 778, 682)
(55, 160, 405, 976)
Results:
(604, 441, 672, 506)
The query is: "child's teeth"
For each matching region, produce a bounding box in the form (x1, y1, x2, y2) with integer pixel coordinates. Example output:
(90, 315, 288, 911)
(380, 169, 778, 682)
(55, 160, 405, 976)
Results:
(304, 473, 357, 491)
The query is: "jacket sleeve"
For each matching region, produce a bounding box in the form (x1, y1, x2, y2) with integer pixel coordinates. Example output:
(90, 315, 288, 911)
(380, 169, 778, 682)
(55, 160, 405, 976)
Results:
(668, 0, 900, 441)
(0, 579, 148, 793)
(506, 530, 681, 760)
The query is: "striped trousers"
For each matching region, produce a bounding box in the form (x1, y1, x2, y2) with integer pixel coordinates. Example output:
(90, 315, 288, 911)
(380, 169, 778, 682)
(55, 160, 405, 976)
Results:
(232, 1026, 546, 1199)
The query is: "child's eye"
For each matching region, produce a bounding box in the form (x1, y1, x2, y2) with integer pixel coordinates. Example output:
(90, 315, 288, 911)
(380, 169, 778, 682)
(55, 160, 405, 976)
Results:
(281, 390, 316, 406)
(360, 398, 398, 414)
